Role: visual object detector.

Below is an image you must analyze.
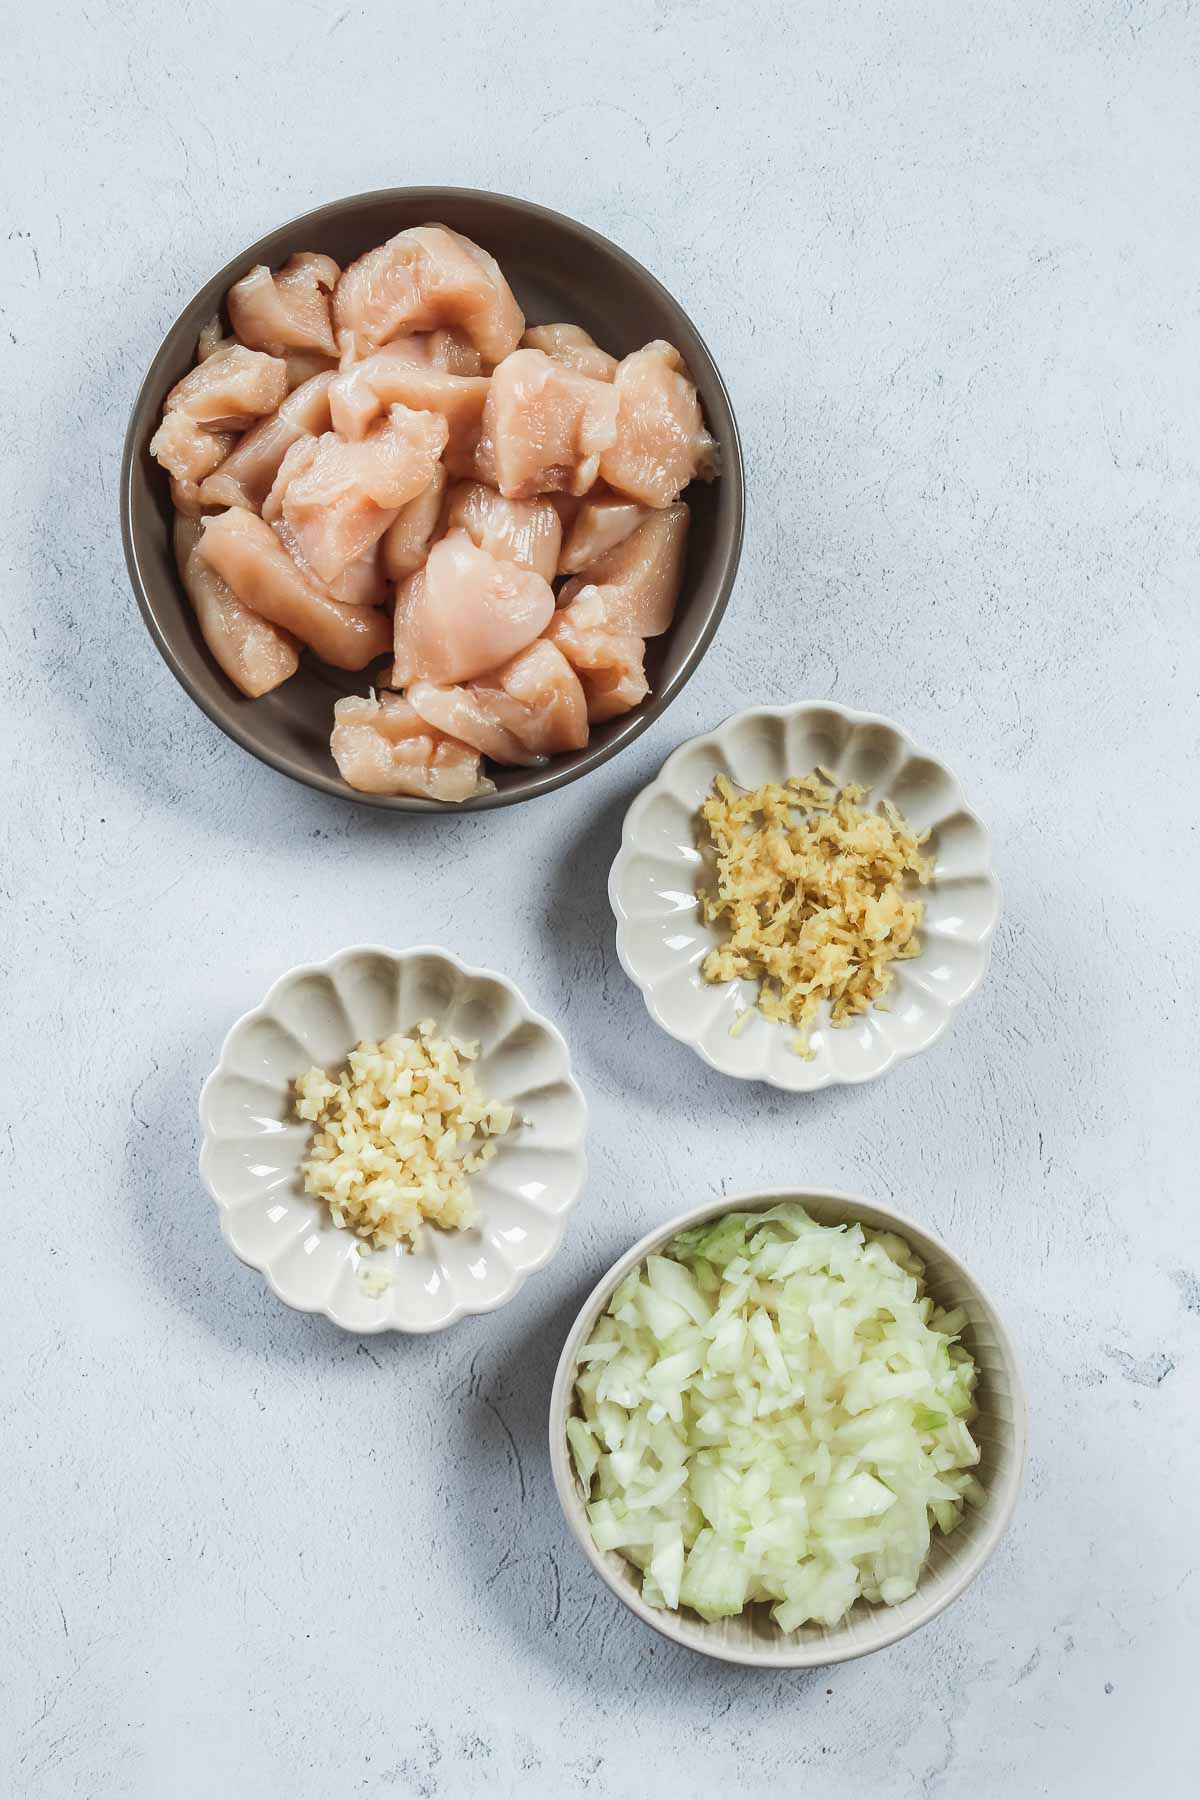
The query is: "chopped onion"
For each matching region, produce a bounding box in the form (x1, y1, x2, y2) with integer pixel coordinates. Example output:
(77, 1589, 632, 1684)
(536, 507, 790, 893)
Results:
(568, 1204, 982, 1632)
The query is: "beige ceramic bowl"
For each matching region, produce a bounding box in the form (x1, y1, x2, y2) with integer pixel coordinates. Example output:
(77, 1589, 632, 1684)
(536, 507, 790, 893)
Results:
(549, 1188, 1025, 1666)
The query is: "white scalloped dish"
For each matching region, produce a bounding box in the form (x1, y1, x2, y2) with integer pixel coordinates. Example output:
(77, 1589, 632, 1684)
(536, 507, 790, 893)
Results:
(609, 704, 1001, 1090)
(199, 946, 588, 1332)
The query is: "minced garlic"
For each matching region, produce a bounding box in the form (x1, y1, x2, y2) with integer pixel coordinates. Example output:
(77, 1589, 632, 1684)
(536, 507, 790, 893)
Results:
(697, 771, 933, 1055)
(294, 1021, 514, 1247)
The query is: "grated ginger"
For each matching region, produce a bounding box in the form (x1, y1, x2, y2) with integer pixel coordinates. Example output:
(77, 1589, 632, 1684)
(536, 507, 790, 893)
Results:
(294, 1021, 515, 1248)
(697, 770, 933, 1055)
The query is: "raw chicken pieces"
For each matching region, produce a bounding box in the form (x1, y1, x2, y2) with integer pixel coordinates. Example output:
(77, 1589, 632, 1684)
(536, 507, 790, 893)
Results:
(328, 353, 489, 475)
(380, 465, 448, 580)
(227, 253, 340, 358)
(174, 517, 299, 698)
(333, 225, 523, 364)
(545, 603, 650, 722)
(392, 529, 555, 686)
(153, 342, 288, 501)
(151, 411, 235, 487)
(267, 403, 448, 585)
(150, 223, 719, 799)
(330, 694, 492, 801)
(198, 508, 391, 669)
(547, 506, 689, 721)
(408, 640, 588, 766)
(199, 370, 335, 512)
(163, 343, 288, 429)
(475, 349, 619, 499)
(600, 341, 718, 507)
(558, 492, 651, 573)
(557, 503, 689, 636)
(445, 481, 561, 580)
(521, 323, 617, 382)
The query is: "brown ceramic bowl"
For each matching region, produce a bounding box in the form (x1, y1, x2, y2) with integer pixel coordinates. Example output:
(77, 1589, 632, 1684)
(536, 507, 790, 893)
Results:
(120, 187, 744, 812)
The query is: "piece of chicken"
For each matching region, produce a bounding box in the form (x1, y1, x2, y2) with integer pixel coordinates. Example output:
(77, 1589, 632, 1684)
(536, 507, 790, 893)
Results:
(330, 693, 493, 801)
(379, 465, 448, 580)
(556, 503, 688, 636)
(543, 601, 651, 722)
(423, 328, 485, 376)
(521, 323, 617, 382)
(227, 253, 340, 359)
(327, 542, 388, 608)
(599, 341, 718, 507)
(333, 224, 524, 365)
(542, 508, 684, 722)
(197, 315, 231, 361)
(198, 508, 391, 670)
(474, 348, 618, 499)
(151, 410, 236, 487)
(407, 639, 588, 766)
(173, 515, 299, 698)
(328, 349, 489, 474)
(162, 343, 288, 430)
(199, 370, 336, 513)
(557, 492, 652, 574)
(265, 403, 449, 586)
(391, 528, 555, 687)
(444, 481, 561, 581)
(284, 349, 339, 390)
(169, 475, 219, 519)
(329, 331, 487, 434)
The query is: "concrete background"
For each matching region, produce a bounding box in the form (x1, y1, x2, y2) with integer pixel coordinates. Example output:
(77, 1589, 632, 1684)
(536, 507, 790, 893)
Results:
(3, 1, 1198, 1794)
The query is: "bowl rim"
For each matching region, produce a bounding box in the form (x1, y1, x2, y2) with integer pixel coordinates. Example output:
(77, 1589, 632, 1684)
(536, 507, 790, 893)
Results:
(120, 185, 745, 814)
(548, 1185, 1027, 1667)
(197, 941, 589, 1333)
(608, 700, 1003, 1090)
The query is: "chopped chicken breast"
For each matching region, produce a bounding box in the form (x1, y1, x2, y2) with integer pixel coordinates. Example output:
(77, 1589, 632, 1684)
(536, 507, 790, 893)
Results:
(544, 599, 651, 722)
(151, 410, 236, 486)
(169, 475, 215, 518)
(407, 639, 588, 765)
(266, 403, 449, 585)
(380, 465, 448, 580)
(284, 349, 339, 390)
(163, 343, 288, 430)
(543, 506, 684, 722)
(558, 492, 652, 574)
(521, 322, 618, 381)
(155, 225, 720, 798)
(198, 508, 391, 670)
(329, 330, 487, 433)
(174, 515, 299, 698)
(333, 224, 523, 364)
(391, 527, 555, 686)
(197, 315, 232, 361)
(475, 348, 619, 499)
(329, 352, 489, 474)
(599, 340, 718, 507)
(330, 693, 493, 800)
(444, 481, 562, 581)
(227, 253, 340, 359)
(557, 503, 688, 637)
(327, 542, 388, 608)
(199, 370, 336, 513)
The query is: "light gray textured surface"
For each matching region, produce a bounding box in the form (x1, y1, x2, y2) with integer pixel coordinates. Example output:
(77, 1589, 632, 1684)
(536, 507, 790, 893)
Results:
(3, 2, 1198, 1795)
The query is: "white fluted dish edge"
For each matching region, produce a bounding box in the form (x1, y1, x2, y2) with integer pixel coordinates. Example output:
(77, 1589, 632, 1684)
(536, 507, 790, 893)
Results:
(608, 702, 1002, 1090)
(198, 945, 588, 1333)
